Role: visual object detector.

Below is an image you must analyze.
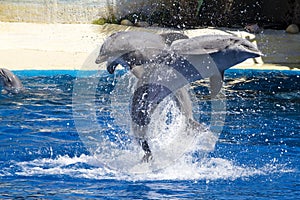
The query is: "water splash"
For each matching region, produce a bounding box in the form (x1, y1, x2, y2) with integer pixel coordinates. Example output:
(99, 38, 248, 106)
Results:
(7, 154, 293, 182)
(11, 87, 292, 181)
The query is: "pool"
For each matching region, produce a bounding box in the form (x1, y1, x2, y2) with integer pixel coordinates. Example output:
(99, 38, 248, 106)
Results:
(0, 69, 299, 199)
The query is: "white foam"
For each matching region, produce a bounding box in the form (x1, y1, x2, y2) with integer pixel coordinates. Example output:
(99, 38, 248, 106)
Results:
(78, 92, 219, 174)
(13, 154, 294, 181)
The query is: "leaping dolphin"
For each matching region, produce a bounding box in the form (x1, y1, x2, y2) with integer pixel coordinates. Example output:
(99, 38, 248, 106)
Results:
(0, 68, 24, 94)
(96, 31, 262, 162)
(97, 32, 198, 161)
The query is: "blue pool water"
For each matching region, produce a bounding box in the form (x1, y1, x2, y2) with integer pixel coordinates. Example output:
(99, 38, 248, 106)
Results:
(0, 69, 299, 199)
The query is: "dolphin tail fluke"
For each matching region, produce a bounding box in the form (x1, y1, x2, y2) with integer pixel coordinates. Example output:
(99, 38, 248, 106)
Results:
(140, 140, 153, 163)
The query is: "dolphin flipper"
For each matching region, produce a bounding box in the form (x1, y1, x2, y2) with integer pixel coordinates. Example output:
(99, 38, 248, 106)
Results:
(209, 72, 224, 98)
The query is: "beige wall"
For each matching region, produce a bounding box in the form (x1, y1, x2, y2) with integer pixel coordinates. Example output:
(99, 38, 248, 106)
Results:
(0, 0, 299, 26)
(0, 1, 107, 23)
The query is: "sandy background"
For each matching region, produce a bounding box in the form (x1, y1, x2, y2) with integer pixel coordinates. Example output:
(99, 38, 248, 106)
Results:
(0, 22, 103, 70)
(0, 22, 299, 71)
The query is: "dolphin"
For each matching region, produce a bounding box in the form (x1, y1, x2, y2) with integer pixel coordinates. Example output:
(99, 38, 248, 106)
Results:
(0, 68, 24, 94)
(96, 31, 262, 162)
(96, 32, 197, 161)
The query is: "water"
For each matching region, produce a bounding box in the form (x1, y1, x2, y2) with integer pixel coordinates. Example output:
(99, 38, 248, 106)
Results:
(0, 69, 299, 199)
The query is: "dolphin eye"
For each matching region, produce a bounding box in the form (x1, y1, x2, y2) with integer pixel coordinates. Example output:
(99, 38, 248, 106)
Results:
(3, 75, 12, 83)
(7, 77, 13, 83)
(0, 71, 12, 83)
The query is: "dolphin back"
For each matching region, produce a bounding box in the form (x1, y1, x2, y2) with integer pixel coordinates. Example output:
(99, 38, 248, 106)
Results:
(171, 34, 262, 56)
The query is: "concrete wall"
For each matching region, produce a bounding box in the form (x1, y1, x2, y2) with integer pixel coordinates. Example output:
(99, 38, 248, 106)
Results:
(0, 0, 299, 27)
(0, 0, 108, 23)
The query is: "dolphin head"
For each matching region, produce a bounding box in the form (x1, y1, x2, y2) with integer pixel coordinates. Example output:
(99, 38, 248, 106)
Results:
(0, 68, 24, 93)
(95, 31, 166, 73)
(228, 37, 262, 61)
(209, 36, 263, 72)
(96, 31, 190, 75)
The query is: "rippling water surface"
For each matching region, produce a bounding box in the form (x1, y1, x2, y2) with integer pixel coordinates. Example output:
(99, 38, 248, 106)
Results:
(0, 69, 299, 199)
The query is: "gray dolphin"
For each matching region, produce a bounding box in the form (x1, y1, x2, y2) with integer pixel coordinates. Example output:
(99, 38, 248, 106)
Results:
(97, 32, 198, 161)
(0, 68, 24, 94)
(96, 31, 262, 162)
(97, 32, 195, 161)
